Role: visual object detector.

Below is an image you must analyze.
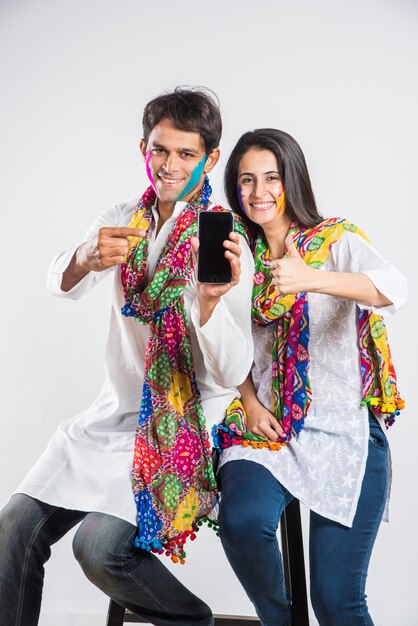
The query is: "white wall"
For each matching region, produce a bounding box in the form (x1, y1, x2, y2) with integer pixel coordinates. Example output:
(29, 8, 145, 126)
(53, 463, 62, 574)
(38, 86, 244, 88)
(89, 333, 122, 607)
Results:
(1, 1, 417, 624)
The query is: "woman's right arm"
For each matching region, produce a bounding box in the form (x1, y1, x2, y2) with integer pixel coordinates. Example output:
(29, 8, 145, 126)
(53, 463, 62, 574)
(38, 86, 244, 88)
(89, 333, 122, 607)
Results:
(270, 230, 408, 313)
(238, 375, 284, 441)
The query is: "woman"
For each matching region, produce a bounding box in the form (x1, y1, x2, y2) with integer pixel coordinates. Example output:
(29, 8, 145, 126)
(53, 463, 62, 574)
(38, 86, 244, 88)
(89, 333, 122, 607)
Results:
(215, 129, 407, 626)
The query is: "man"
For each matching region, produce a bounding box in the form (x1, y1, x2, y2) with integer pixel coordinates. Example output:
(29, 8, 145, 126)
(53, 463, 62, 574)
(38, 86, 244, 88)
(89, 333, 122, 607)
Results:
(0, 88, 254, 626)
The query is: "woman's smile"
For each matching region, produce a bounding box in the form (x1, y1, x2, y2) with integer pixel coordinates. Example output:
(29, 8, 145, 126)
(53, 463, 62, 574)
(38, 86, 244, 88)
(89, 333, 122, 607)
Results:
(237, 148, 285, 226)
(250, 201, 276, 211)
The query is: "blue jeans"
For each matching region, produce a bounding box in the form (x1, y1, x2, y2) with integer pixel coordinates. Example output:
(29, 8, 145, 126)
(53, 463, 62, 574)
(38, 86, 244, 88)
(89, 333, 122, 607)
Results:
(0, 495, 213, 626)
(218, 413, 389, 626)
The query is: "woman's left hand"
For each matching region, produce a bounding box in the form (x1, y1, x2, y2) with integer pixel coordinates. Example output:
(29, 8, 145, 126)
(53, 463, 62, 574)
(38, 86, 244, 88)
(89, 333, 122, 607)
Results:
(191, 232, 241, 324)
(270, 234, 317, 294)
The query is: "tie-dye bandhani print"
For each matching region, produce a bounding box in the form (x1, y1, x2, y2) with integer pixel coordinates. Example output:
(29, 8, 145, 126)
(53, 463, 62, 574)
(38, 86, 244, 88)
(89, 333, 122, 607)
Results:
(121, 177, 248, 562)
(213, 218, 404, 453)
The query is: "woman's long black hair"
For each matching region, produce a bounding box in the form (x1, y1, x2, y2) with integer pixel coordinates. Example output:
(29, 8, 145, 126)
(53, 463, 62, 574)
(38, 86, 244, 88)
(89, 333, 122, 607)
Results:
(224, 128, 323, 243)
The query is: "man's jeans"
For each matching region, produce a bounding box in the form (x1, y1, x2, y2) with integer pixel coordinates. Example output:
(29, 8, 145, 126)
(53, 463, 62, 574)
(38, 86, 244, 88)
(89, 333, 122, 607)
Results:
(0, 495, 213, 626)
(218, 412, 389, 626)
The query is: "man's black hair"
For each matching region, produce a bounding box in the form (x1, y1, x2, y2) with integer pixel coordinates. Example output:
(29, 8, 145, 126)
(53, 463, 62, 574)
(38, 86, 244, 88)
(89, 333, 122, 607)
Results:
(142, 87, 222, 154)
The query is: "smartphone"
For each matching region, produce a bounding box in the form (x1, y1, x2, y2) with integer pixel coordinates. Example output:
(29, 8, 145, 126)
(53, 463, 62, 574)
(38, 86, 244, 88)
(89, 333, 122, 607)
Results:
(197, 211, 234, 283)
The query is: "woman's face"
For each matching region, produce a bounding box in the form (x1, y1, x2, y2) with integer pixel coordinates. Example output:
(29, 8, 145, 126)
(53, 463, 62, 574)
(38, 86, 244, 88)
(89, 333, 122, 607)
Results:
(237, 148, 285, 227)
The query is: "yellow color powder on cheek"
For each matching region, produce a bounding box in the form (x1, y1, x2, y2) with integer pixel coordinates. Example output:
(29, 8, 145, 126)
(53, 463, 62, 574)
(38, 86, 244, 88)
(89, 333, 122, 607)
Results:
(276, 189, 286, 217)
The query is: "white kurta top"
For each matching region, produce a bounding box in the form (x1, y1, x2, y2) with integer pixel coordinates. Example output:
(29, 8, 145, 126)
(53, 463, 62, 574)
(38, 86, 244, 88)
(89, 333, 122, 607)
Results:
(219, 231, 408, 527)
(16, 198, 255, 526)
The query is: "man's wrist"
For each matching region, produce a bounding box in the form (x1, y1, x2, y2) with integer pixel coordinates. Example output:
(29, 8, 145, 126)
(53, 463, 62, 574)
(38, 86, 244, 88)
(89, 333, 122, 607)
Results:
(75, 241, 96, 273)
(61, 249, 90, 292)
(199, 297, 221, 326)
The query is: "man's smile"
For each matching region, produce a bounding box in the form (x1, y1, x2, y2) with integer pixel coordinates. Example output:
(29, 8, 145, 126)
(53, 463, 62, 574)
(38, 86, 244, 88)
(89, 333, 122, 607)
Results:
(157, 174, 187, 187)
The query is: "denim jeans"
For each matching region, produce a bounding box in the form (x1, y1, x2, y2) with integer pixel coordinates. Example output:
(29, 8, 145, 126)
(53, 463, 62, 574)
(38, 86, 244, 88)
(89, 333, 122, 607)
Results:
(0, 495, 213, 626)
(218, 413, 389, 626)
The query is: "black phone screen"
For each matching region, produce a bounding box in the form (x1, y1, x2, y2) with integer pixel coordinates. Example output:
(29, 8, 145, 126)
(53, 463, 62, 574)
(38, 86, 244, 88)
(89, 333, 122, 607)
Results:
(197, 211, 234, 283)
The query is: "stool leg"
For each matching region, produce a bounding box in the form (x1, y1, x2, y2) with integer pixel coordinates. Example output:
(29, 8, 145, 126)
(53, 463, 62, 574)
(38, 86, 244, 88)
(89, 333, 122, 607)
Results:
(280, 499, 310, 626)
(106, 599, 126, 626)
(214, 618, 260, 625)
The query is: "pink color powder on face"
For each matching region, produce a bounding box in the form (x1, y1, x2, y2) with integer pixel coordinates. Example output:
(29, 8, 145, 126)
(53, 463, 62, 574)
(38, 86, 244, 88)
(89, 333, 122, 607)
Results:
(145, 151, 158, 194)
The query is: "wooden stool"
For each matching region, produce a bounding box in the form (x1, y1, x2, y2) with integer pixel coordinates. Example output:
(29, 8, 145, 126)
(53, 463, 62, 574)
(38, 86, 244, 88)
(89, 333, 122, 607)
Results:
(107, 602, 260, 625)
(105, 499, 309, 626)
(280, 499, 309, 625)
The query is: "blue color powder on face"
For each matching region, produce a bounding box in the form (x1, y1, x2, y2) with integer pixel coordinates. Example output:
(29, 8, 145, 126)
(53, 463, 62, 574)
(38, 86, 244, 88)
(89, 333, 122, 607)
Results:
(178, 155, 207, 200)
(237, 184, 247, 214)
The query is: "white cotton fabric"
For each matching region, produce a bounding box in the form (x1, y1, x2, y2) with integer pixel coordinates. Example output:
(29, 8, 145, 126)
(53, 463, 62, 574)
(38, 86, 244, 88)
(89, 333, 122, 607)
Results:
(16, 199, 255, 525)
(219, 231, 408, 527)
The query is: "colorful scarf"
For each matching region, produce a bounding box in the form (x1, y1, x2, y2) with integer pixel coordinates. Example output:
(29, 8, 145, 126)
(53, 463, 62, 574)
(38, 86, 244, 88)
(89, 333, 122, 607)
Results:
(121, 177, 248, 562)
(213, 218, 404, 453)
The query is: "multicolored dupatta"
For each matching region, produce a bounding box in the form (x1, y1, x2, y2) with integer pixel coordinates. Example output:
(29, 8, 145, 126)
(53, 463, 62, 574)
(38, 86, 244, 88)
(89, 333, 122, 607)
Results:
(213, 218, 404, 453)
(121, 177, 248, 562)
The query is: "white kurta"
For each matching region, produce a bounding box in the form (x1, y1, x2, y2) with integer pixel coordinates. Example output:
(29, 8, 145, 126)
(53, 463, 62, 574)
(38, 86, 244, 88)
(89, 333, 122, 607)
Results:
(16, 198, 255, 526)
(219, 231, 408, 527)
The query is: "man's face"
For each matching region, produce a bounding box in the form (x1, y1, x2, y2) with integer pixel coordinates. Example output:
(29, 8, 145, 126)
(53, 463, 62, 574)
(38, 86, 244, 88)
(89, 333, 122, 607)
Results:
(140, 119, 219, 204)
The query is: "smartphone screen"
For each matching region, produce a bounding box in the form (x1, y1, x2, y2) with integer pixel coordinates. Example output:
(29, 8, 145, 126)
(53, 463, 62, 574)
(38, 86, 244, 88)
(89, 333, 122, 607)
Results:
(197, 211, 234, 283)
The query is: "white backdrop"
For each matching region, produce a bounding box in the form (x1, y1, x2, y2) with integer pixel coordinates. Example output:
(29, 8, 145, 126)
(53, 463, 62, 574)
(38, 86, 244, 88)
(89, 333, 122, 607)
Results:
(1, 1, 417, 625)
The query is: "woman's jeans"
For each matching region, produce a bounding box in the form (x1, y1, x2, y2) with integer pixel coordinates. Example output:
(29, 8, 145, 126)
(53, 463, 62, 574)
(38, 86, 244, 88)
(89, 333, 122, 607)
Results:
(218, 413, 389, 626)
(0, 495, 213, 626)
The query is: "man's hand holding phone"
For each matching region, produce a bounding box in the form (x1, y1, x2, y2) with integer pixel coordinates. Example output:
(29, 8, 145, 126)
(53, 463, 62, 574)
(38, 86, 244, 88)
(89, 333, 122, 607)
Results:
(192, 211, 242, 325)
